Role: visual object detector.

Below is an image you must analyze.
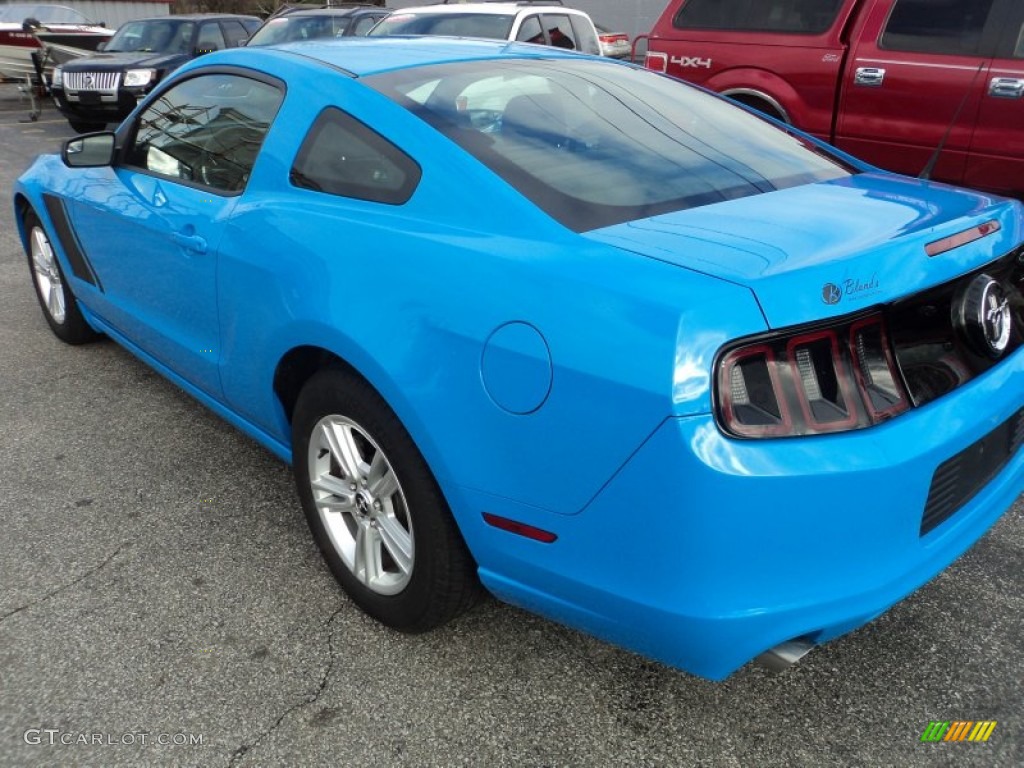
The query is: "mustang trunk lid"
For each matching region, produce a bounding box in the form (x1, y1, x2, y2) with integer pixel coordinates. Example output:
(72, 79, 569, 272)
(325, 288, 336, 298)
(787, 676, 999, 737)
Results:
(586, 174, 1024, 329)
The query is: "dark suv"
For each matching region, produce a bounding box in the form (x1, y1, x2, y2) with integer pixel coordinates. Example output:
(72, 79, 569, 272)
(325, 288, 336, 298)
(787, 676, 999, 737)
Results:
(51, 14, 260, 133)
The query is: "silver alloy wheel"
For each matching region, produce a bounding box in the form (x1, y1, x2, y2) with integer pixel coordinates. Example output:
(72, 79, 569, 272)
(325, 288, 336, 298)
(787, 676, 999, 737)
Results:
(30, 225, 66, 325)
(308, 414, 414, 595)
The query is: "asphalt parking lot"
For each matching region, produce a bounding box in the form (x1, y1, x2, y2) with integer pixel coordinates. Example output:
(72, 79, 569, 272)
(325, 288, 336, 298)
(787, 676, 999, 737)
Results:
(0, 83, 1021, 768)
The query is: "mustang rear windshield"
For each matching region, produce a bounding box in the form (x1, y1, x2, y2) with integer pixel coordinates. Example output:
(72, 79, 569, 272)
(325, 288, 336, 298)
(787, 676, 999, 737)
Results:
(367, 60, 851, 231)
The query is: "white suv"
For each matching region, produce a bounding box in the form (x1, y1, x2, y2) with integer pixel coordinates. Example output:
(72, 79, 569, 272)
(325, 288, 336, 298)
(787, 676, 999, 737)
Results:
(370, 2, 601, 55)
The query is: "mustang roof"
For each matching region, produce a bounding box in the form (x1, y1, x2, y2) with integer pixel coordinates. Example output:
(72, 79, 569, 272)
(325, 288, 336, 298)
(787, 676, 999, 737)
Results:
(252, 36, 590, 77)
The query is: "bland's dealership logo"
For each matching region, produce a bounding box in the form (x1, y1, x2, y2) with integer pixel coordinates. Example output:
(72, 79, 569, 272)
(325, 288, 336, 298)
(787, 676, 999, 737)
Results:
(821, 274, 879, 305)
(822, 283, 842, 305)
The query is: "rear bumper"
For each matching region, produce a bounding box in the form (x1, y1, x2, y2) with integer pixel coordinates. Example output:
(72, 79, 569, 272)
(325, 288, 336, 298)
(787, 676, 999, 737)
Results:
(464, 347, 1024, 679)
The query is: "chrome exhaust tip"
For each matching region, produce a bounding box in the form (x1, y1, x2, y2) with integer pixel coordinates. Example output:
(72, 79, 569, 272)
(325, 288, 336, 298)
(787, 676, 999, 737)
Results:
(755, 638, 816, 672)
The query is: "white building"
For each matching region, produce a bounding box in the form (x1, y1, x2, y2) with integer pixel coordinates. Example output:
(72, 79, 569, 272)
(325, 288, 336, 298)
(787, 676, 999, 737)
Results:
(0, 0, 171, 28)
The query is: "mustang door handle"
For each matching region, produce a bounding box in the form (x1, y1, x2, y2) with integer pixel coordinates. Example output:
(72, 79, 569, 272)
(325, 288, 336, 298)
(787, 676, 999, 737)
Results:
(988, 77, 1024, 99)
(854, 67, 886, 87)
(171, 230, 208, 253)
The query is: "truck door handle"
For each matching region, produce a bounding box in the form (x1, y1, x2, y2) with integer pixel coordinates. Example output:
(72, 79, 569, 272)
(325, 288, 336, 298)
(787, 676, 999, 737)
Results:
(171, 230, 208, 254)
(988, 77, 1024, 99)
(854, 67, 886, 87)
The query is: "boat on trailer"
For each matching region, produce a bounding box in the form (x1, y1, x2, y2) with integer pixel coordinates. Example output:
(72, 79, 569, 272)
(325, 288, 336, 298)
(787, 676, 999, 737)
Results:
(0, 3, 112, 80)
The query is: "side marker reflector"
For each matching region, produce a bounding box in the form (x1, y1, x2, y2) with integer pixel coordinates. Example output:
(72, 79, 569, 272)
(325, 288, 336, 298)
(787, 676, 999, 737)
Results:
(482, 513, 557, 543)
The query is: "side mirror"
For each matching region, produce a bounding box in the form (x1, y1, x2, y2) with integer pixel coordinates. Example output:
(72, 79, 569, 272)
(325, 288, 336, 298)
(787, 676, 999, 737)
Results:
(62, 132, 116, 168)
(96, 41, 106, 51)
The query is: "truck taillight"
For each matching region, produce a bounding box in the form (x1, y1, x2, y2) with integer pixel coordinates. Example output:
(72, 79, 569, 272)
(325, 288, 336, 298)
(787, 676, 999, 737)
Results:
(717, 313, 910, 438)
(645, 51, 667, 73)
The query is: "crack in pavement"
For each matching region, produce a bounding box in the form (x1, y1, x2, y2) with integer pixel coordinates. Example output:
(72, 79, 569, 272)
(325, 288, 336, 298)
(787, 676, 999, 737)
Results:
(0, 543, 128, 624)
(227, 605, 347, 767)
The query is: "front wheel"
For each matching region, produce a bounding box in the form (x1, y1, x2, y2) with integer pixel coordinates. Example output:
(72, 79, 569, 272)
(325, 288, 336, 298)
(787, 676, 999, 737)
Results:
(24, 209, 100, 344)
(291, 368, 481, 632)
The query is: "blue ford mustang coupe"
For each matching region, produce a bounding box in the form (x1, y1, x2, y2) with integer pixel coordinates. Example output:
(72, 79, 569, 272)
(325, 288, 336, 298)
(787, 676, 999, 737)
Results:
(14, 38, 1024, 680)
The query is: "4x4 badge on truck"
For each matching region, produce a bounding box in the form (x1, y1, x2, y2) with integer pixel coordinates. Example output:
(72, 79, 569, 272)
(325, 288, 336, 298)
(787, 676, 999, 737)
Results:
(671, 55, 712, 69)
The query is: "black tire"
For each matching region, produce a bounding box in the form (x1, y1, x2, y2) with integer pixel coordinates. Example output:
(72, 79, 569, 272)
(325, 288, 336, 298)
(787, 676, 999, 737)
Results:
(23, 209, 100, 345)
(68, 119, 106, 133)
(292, 367, 481, 632)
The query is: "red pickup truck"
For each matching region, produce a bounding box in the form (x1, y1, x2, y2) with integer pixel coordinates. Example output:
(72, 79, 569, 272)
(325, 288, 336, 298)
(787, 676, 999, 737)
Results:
(645, 0, 1024, 198)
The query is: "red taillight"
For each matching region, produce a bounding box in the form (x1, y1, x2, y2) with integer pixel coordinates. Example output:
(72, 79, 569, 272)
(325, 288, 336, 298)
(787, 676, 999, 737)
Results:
(600, 33, 629, 44)
(645, 51, 667, 73)
(786, 330, 860, 432)
(720, 344, 792, 438)
(717, 313, 910, 438)
(848, 316, 910, 420)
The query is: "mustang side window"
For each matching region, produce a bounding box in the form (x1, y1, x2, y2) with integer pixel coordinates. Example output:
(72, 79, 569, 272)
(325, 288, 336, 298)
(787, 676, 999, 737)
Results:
(124, 74, 284, 193)
(290, 108, 422, 205)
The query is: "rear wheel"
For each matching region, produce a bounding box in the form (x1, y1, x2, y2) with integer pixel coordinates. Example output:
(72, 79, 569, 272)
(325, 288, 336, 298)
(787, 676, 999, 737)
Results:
(291, 368, 481, 632)
(24, 210, 99, 344)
